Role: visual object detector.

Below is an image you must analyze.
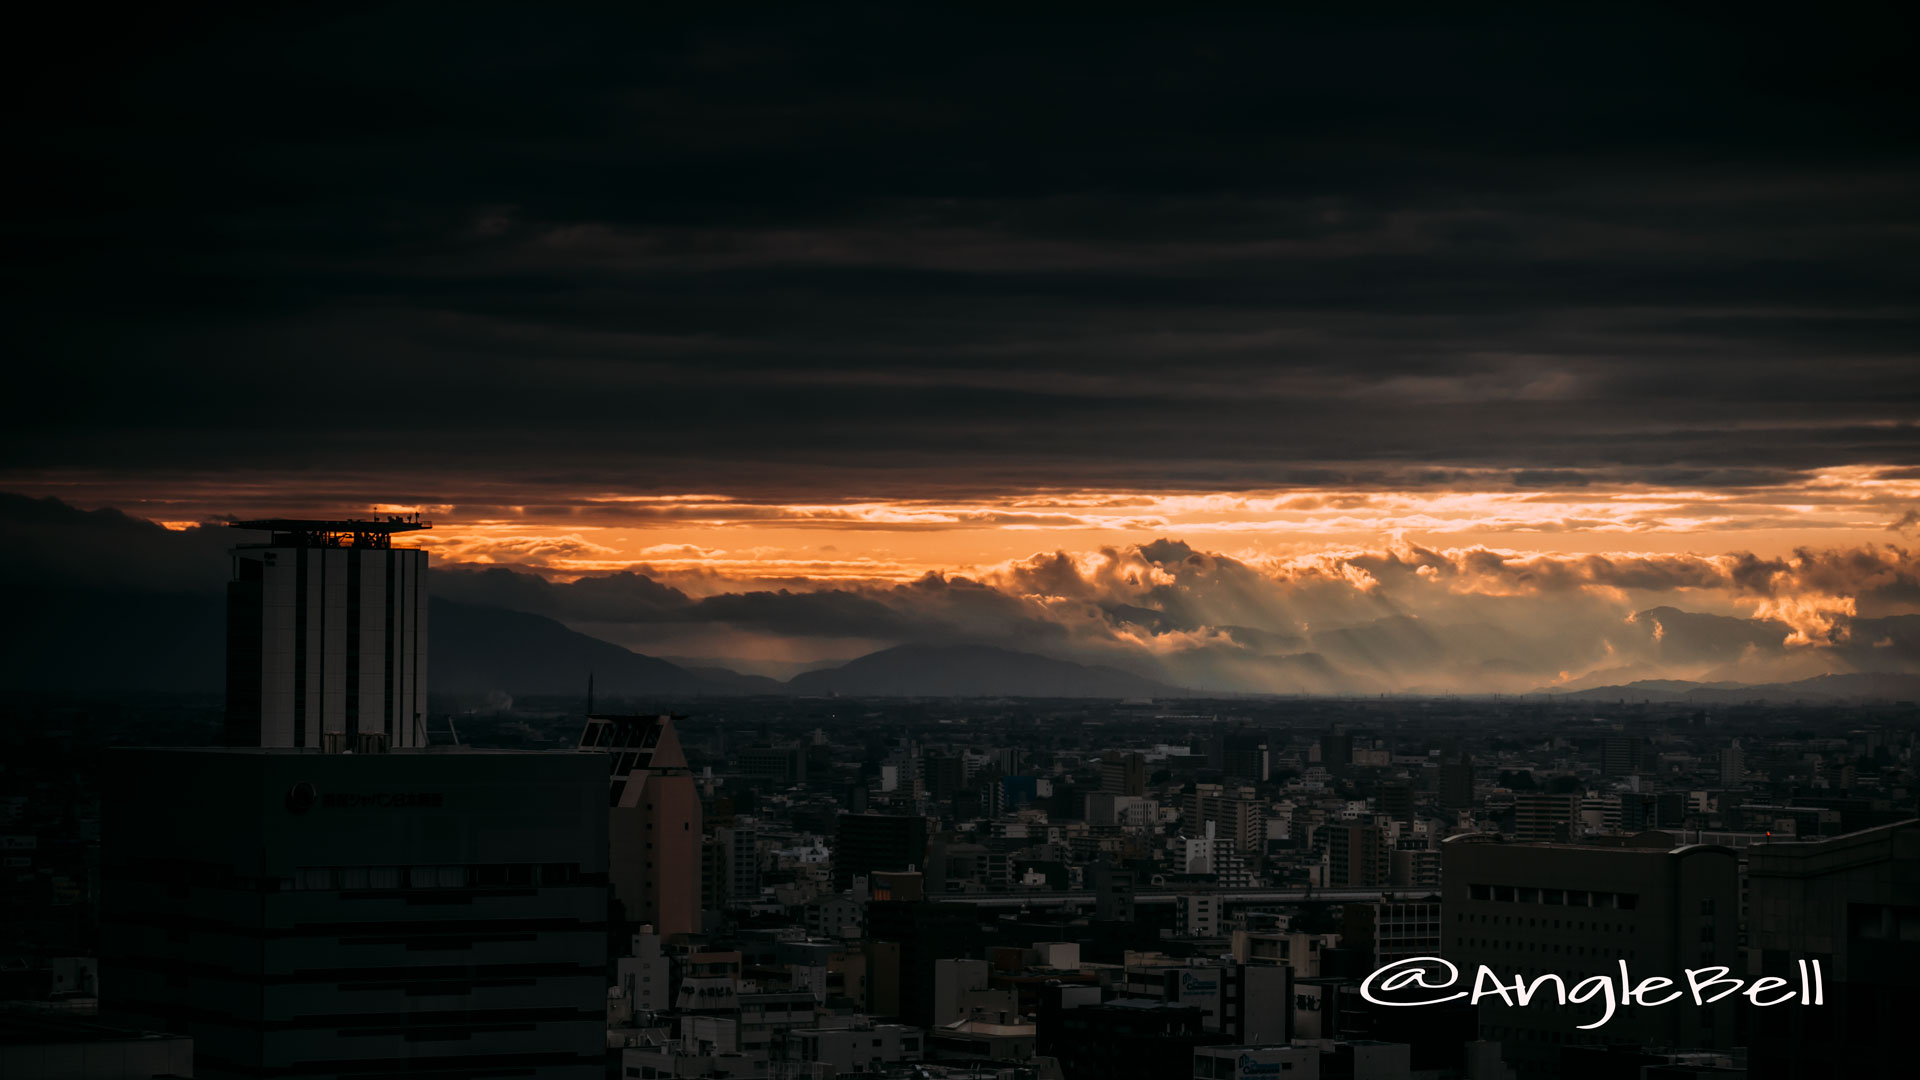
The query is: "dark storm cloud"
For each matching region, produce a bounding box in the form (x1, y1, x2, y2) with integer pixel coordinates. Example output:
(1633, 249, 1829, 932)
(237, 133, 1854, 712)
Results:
(435, 563, 1059, 644)
(4, 7, 1917, 498)
(435, 530, 1920, 690)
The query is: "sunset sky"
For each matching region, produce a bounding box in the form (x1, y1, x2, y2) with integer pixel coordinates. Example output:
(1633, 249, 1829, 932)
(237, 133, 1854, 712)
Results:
(6, 9, 1916, 690)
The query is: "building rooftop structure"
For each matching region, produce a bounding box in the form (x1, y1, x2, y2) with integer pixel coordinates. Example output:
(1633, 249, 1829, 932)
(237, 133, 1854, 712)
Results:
(228, 516, 430, 548)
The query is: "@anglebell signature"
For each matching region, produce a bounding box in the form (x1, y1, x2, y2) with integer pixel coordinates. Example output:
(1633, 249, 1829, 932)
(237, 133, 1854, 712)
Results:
(1359, 956, 1825, 1030)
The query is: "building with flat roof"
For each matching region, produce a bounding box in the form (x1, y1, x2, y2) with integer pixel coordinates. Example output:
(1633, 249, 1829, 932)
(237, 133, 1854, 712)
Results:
(99, 746, 608, 1080)
(1192, 1043, 1320, 1080)
(1183, 785, 1266, 855)
(1101, 751, 1147, 797)
(1746, 818, 1919, 1080)
(1442, 835, 1739, 1080)
(1049, 998, 1223, 1080)
(224, 517, 429, 750)
(786, 1022, 923, 1075)
(1438, 754, 1475, 810)
(1341, 900, 1443, 970)
(1120, 959, 1291, 1045)
(833, 813, 928, 891)
(1511, 793, 1577, 843)
(1326, 822, 1388, 887)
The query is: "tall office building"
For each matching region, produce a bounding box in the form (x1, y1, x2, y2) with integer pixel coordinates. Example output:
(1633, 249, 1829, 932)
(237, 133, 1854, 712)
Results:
(1092, 861, 1136, 922)
(1342, 899, 1444, 968)
(224, 517, 430, 749)
(1377, 780, 1415, 825)
(1222, 732, 1270, 783)
(1390, 839, 1442, 889)
(923, 750, 966, 801)
(1099, 751, 1146, 797)
(100, 747, 608, 1080)
(1326, 821, 1388, 887)
(1442, 835, 1740, 1080)
(1618, 791, 1657, 832)
(580, 714, 703, 938)
(721, 818, 761, 906)
(1718, 741, 1745, 788)
(700, 834, 730, 913)
(1601, 736, 1646, 777)
(1320, 731, 1354, 774)
(1512, 792, 1577, 842)
(1746, 818, 1919, 1080)
(1438, 753, 1475, 809)
(1181, 784, 1266, 854)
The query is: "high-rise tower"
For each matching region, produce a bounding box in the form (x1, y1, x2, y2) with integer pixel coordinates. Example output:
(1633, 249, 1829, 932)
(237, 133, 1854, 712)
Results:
(224, 517, 430, 749)
(579, 713, 703, 938)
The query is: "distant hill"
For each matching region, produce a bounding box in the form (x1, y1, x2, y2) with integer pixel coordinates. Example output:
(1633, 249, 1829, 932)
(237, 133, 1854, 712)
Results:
(429, 598, 717, 696)
(4, 582, 1191, 700)
(784, 643, 1178, 698)
(1625, 605, 1790, 663)
(0, 588, 752, 699)
(679, 666, 788, 694)
(1542, 671, 1920, 703)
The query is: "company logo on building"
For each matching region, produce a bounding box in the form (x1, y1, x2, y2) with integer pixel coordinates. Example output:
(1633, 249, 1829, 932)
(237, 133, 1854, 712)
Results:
(285, 782, 317, 814)
(284, 783, 443, 813)
(321, 791, 445, 809)
(1181, 972, 1219, 993)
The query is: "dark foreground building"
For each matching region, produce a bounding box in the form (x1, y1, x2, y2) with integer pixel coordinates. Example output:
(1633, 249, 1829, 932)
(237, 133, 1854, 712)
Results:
(1747, 818, 1920, 1080)
(1049, 998, 1221, 1080)
(100, 746, 608, 1079)
(1442, 834, 1740, 1080)
(833, 812, 928, 891)
(865, 901, 984, 1027)
(0, 1010, 195, 1078)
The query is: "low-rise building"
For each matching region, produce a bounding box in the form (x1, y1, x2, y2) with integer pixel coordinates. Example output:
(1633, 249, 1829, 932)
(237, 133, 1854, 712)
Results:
(785, 1022, 924, 1075)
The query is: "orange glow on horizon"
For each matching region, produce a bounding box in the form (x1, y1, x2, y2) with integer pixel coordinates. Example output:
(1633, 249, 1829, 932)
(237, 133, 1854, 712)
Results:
(10, 466, 1916, 591)
(8, 467, 1915, 687)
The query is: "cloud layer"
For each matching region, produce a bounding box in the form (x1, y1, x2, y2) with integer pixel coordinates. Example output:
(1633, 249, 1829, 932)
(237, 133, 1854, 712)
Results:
(429, 534, 1920, 692)
(6, 492, 1916, 692)
(5, 10, 1917, 506)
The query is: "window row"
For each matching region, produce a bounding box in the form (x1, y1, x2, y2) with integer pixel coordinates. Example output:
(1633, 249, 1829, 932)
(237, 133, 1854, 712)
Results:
(1467, 884, 1639, 909)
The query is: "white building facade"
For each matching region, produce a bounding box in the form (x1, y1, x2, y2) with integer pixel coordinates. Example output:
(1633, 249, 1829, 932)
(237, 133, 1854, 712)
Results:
(225, 518, 429, 749)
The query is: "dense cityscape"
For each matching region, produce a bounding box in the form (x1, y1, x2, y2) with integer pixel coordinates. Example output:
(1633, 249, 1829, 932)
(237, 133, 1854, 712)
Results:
(1, 520, 1913, 1078)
